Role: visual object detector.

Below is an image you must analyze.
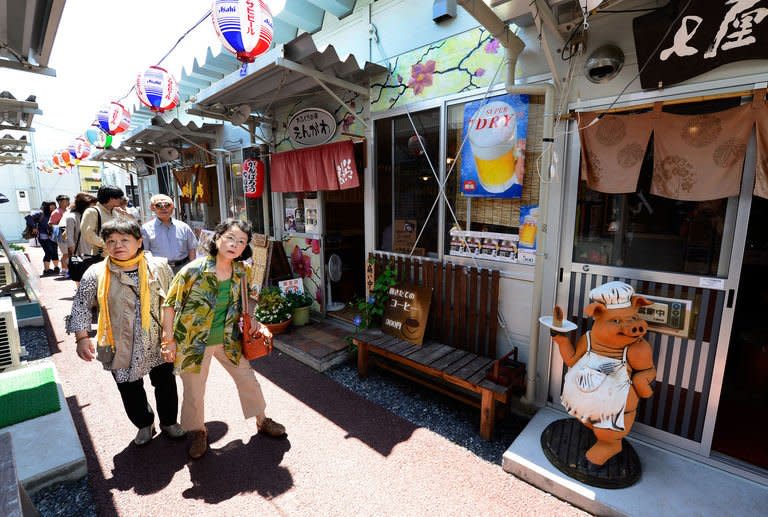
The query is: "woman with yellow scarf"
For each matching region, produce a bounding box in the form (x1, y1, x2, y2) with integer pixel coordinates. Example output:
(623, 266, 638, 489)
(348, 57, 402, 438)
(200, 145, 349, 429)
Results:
(66, 219, 185, 446)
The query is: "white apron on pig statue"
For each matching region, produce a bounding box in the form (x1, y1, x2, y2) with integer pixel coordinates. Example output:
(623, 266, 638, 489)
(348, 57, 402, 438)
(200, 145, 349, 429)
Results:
(551, 281, 656, 467)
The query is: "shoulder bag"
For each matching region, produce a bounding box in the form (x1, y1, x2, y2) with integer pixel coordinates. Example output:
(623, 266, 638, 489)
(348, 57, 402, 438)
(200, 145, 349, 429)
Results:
(240, 276, 272, 360)
(69, 209, 104, 282)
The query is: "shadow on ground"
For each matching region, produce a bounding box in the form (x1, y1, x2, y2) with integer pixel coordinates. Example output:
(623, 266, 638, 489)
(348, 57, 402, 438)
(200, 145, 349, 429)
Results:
(252, 354, 419, 458)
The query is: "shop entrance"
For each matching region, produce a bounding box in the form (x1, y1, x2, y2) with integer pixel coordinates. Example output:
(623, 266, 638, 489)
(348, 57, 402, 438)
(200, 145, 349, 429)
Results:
(552, 95, 764, 474)
(712, 196, 768, 470)
(324, 143, 366, 323)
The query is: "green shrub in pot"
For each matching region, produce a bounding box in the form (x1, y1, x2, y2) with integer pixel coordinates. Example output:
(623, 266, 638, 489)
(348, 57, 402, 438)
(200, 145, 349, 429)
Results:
(254, 287, 292, 324)
(284, 290, 313, 326)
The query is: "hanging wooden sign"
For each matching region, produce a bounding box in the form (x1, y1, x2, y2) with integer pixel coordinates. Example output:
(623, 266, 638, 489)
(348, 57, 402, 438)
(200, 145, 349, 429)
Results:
(287, 108, 337, 147)
(634, 0, 768, 89)
(381, 283, 433, 346)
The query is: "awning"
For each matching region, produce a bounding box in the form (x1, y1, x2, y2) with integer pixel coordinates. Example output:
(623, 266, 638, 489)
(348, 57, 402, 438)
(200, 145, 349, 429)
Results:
(0, 92, 41, 132)
(189, 33, 387, 122)
(271, 140, 359, 192)
(0, 133, 28, 166)
(0, 0, 66, 76)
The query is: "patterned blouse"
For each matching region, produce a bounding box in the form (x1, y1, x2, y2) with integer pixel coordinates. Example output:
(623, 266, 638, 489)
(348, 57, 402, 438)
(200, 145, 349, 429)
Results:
(164, 256, 256, 374)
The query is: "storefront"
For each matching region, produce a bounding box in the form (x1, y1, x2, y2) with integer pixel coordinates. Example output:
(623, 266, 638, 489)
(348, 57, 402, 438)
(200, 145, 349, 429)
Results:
(192, 33, 385, 316)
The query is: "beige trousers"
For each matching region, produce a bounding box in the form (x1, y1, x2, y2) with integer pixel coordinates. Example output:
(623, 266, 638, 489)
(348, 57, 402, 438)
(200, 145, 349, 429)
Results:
(180, 344, 267, 431)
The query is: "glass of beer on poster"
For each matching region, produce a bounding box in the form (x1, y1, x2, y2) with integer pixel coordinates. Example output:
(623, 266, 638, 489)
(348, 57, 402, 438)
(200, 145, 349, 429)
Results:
(460, 94, 528, 199)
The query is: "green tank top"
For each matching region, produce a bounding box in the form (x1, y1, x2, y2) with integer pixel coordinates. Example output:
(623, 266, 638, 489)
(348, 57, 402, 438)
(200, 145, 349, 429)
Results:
(207, 278, 231, 346)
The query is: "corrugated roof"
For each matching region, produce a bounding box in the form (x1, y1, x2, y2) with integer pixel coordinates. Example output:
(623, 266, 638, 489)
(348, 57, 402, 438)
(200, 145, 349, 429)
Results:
(0, 92, 41, 132)
(191, 32, 386, 118)
(0, 0, 66, 76)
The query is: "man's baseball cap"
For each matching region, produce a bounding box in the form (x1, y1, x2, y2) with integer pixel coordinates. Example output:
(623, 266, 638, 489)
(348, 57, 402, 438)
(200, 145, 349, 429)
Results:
(150, 194, 173, 205)
(55, 194, 70, 201)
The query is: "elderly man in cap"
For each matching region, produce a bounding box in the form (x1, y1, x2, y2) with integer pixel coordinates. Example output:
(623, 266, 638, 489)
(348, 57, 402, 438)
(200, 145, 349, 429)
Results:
(141, 194, 198, 273)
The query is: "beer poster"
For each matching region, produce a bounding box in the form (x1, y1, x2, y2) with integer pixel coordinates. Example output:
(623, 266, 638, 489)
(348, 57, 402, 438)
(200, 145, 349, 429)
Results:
(460, 93, 529, 198)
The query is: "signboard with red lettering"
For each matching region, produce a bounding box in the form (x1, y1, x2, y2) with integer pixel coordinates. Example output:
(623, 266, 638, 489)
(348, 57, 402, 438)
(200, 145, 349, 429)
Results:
(381, 283, 433, 345)
(634, 0, 768, 89)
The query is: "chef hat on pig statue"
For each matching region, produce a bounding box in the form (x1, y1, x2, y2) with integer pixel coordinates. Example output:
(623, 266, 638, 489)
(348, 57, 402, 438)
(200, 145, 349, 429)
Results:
(546, 281, 656, 484)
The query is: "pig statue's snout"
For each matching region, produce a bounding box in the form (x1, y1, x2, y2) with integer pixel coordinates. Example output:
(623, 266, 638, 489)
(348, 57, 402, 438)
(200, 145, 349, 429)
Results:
(622, 319, 647, 337)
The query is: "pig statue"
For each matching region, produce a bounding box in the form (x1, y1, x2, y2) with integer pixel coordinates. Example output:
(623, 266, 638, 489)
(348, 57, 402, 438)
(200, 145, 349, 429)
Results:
(551, 281, 656, 467)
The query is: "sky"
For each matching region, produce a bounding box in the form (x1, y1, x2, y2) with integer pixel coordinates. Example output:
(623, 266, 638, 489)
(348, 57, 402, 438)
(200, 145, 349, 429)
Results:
(3, 0, 219, 160)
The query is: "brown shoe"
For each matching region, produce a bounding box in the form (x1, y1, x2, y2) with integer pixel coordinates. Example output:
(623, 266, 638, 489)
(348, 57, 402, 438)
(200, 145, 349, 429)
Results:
(257, 417, 286, 438)
(188, 428, 208, 459)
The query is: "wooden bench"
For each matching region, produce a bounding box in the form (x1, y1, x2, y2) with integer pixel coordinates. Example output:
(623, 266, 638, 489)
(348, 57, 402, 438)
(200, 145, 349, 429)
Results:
(354, 253, 518, 440)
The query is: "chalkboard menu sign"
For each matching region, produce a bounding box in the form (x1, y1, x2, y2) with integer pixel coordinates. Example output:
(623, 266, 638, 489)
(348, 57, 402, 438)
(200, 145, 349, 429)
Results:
(382, 283, 432, 345)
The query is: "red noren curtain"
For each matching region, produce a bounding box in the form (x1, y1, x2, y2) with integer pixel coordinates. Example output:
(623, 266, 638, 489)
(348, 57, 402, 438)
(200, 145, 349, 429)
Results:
(270, 140, 360, 192)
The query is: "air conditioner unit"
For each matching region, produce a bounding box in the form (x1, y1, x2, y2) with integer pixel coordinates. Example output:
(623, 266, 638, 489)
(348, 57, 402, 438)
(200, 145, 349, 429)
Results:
(0, 297, 22, 371)
(0, 257, 14, 286)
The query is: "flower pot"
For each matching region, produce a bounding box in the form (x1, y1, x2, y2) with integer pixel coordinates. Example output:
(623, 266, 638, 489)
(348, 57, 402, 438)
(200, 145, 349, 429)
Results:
(264, 318, 291, 335)
(292, 305, 311, 326)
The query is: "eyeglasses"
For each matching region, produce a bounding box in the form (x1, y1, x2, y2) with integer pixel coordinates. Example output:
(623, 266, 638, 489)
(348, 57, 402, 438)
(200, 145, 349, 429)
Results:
(221, 234, 248, 246)
(154, 203, 172, 209)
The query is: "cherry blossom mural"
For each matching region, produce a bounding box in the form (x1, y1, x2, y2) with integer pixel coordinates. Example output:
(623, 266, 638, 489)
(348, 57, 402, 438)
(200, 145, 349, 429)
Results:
(372, 27, 505, 112)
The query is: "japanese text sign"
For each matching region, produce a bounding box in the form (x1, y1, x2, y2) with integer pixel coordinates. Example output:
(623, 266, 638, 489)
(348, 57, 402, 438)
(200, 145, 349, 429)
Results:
(381, 283, 433, 345)
(634, 0, 768, 89)
(287, 108, 337, 147)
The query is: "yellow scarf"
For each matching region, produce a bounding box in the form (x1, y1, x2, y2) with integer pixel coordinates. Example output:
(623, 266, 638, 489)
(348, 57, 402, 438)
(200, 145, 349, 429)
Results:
(96, 251, 151, 350)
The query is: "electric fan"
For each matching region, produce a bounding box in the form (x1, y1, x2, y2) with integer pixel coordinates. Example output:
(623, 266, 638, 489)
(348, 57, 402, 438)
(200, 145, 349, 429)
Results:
(326, 253, 345, 312)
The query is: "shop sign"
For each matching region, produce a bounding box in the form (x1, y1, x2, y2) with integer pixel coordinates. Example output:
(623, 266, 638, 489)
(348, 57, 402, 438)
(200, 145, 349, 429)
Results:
(460, 93, 528, 199)
(279, 278, 304, 294)
(634, 0, 768, 89)
(288, 108, 337, 147)
(382, 283, 433, 346)
(636, 294, 693, 338)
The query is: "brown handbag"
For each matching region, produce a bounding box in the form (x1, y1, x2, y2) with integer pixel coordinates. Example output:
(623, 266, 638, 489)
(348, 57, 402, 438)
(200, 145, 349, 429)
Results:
(240, 276, 272, 360)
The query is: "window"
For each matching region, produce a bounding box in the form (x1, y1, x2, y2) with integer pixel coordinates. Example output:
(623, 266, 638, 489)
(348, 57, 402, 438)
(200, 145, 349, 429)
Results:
(375, 108, 441, 256)
(282, 192, 318, 235)
(444, 94, 544, 258)
(573, 99, 739, 276)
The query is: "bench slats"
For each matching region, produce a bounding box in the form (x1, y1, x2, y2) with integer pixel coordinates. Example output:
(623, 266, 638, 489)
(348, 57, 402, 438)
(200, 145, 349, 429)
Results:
(450, 356, 494, 382)
(443, 353, 479, 375)
(407, 343, 455, 366)
(428, 348, 469, 371)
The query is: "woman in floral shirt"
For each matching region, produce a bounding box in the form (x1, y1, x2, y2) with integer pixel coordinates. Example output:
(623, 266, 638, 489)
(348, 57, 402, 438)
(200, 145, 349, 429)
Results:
(162, 219, 286, 459)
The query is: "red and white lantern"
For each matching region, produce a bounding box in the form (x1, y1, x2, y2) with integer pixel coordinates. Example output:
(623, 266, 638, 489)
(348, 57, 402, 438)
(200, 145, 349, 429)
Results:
(96, 102, 131, 136)
(242, 158, 265, 198)
(212, 0, 274, 63)
(136, 65, 180, 113)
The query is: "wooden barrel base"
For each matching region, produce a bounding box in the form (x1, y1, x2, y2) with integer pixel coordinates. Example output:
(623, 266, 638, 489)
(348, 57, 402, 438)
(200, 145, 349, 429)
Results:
(540, 418, 641, 489)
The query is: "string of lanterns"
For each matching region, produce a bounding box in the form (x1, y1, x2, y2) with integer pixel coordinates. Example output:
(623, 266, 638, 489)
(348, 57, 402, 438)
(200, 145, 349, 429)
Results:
(41, 0, 280, 175)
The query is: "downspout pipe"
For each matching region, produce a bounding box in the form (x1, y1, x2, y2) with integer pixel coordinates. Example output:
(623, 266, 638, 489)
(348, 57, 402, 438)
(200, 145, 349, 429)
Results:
(457, 0, 555, 406)
(456, 0, 525, 86)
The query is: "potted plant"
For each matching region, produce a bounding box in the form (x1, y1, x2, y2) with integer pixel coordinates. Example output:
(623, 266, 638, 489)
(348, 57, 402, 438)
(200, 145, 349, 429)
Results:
(284, 290, 314, 327)
(353, 261, 397, 330)
(254, 287, 292, 334)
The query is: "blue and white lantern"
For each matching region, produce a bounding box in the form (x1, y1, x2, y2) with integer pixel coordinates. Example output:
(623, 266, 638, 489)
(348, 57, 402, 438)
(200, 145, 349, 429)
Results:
(136, 65, 179, 113)
(212, 0, 274, 63)
(96, 102, 130, 136)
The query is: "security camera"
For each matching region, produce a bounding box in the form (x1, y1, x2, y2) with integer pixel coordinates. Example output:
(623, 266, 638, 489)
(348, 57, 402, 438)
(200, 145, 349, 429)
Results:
(584, 44, 625, 84)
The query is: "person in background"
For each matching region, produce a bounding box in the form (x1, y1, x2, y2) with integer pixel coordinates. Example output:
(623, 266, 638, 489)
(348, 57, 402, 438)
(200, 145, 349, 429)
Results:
(81, 186, 124, 257)
(49, 194, 71, 277)
(116, 197, 141, 223)
(62, 193, 98, 285)
(162, 219, 285, 460)
(141, 194, 198, 274)
(67, 219, 184, 446)
(25, 201, 60, 276)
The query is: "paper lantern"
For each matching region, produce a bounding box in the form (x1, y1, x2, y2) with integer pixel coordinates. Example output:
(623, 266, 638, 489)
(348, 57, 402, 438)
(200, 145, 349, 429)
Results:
(52, 154, 63, 169)
(212, 0, 274, 63)
(242, 158, 264, 198)
(66, 143, 81, 165)
(96, 102, 131, 135)
(74, 137, 92, 161)
(136, 65, 179, 113)
(85, 126, 114, 149)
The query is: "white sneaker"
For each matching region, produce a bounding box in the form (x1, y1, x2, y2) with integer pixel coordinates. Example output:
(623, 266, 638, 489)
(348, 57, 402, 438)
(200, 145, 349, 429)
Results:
(134, 425, 155, 446)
